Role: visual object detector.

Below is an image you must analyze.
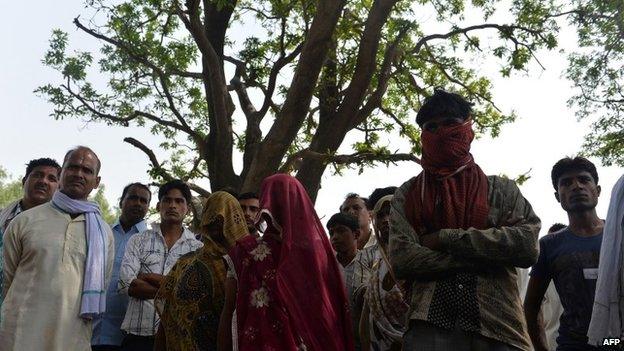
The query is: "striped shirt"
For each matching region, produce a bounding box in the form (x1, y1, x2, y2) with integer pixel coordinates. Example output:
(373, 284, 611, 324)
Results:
(118, 224, 202, 336)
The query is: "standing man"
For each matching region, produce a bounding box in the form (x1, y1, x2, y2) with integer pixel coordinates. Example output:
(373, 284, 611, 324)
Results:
(341, 193, 376, 249)
(0, 157, 60, 311)
(389, 89, 540, 351)
(525, 157, 604, 351)
(238, 192, 260, 236)
(1, 146, 114, 351)
(118, 180, 202, 351)
(92, 183, 152, 351)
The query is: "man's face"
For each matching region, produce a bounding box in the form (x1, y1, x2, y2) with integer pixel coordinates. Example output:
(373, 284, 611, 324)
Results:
(329, 224, 359, 254)
(156, 189, 188, 223)
(375, 202, 392, 245)
(421, 116, 465, 133)
(60, 149, 101, 200)
(340, 197, 371, 231)
(22, 165, 59, 206)
(555, 170, 601, 213)
(239, 198, 260, 233)
(157, 188, 189, 224)
(120, 185, 151, 225)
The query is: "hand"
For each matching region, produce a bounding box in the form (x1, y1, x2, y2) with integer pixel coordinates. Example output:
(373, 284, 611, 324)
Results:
(138, 273, 165, 288)
(420, 232, 441, 251)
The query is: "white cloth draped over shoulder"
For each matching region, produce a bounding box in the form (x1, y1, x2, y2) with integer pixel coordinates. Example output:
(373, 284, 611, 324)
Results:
(588, 174, 624, 345)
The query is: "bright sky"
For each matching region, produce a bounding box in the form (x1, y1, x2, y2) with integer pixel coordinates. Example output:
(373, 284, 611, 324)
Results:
(1, 1, 621, 236)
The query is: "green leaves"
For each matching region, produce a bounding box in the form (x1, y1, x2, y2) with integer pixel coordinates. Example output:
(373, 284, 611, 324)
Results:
(38, 0, 565, 193)
(0, 167, 22, 209)
(565, 0, 624, 166)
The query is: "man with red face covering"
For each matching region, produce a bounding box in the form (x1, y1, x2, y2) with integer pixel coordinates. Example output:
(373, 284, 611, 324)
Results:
(220, 174, 354, 351)
(388, 89, 541, 351)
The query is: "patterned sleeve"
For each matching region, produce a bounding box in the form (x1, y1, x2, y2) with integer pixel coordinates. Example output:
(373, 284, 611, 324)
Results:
(388, 178, 474, 280)
(118, 234, 142, 295)
(437, 177, 541, 268)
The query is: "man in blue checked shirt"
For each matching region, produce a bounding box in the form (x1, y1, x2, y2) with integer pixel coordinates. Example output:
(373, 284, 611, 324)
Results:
(92, 183, 151, 351)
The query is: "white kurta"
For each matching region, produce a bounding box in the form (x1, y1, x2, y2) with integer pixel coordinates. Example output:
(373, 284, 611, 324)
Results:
(0, 202, 113, 351)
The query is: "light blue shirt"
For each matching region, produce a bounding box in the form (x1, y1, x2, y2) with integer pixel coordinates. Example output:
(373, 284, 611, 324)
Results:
(91, 219, 148, 346)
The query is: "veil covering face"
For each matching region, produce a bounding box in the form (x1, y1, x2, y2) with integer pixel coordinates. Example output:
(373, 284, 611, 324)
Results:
(156, 191, 248, 350)
(231, 174, 355, 351)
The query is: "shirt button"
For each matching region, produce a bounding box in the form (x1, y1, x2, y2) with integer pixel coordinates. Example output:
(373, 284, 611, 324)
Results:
(458, 284, 464, 289)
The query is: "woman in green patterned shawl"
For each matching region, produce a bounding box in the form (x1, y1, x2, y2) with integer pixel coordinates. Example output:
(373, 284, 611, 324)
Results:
(155, 191, 249, 351)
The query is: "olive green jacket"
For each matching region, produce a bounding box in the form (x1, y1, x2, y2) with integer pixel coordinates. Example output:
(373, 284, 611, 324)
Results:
(389, 175, 540, 351)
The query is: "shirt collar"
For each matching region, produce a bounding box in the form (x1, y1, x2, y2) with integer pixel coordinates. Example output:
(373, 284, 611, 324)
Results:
(151, 222, 197, 241)
(113, 219, 149, 234)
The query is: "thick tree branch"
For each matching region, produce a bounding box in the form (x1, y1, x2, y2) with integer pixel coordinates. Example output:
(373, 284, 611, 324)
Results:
(243, 0, 348, 191)
(280, 149, 420, 172)
(353, 24, 410, 127)
(335, 0, 400, 123)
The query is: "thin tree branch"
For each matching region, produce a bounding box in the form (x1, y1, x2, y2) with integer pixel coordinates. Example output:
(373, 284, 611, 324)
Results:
(411, 23, 547, 54)
(124, 137, 211, 197)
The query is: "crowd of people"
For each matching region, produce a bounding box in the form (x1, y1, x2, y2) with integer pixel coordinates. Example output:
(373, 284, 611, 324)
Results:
(0, 89, 622, 351)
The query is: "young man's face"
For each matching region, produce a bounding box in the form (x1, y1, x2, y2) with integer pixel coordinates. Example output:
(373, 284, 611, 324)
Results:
(22, 165, 59, 206)
(120, 185, 151, 225)
(555, 170, 601, 213)
(239, 198, 260, 233)
(421, 116, 465, 132)
(340, 197, 371, 231)
(60, 149, 101, 200)
(329, 224, 359, 254)
(157, 188, 188, 224)
(375, 202, 392, 245)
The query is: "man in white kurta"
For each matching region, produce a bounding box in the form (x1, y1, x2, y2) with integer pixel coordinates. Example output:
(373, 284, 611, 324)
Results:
(0, 146, 114, 351)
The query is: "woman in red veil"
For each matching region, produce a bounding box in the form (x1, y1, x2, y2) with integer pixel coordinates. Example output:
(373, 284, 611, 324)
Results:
(220, 174, 354, 351)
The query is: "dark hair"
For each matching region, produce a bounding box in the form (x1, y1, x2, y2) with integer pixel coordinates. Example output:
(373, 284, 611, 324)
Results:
(158, 180, 192, 204)
(22, 158, 61, 183)
(548, 223, 566, 233)
(368, 186, 397, 209)
(551, 157, 598, 191)
(63, 146, 102, 174)
(342, 193, 371, 210)
(119, 182, 152, 207)
(416, 89, 473, 126)
(238, 192, 259, 201)
(327, 212, 360, 233)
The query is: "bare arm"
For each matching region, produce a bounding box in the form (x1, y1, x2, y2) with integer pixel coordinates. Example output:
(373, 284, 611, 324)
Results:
(218, 277, 237, 351)
(138, 273, 166, 288)
(128, 278, 160, 299)
(524, 275, 550, 351)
